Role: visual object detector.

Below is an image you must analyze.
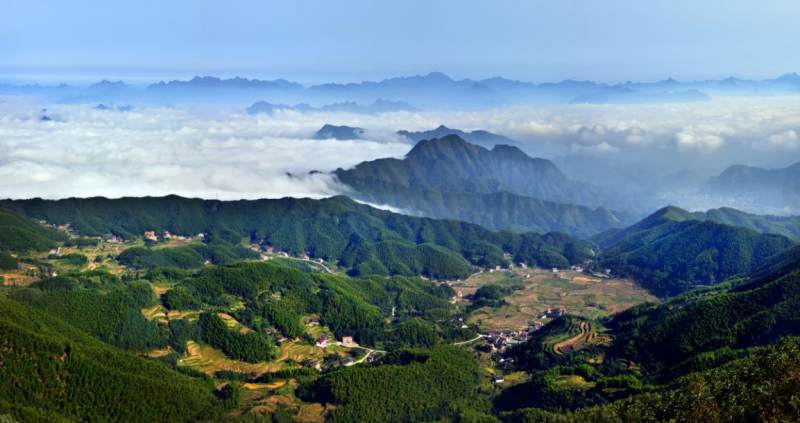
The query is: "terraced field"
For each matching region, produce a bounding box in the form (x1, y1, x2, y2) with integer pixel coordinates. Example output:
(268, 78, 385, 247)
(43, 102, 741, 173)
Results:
(457, 267, 656, 331)
(178, 340, 283, 376)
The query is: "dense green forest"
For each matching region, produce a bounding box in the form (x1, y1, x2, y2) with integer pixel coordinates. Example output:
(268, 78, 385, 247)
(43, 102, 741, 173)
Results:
(198, 312, 277, 362)
(10, 272, 171, 351)
(117, 242, 258, 269)
(171, 261, 462, 347)
(595, 206, 796, 296)
(0, 208, 66, 252)
(3, 196, 800, 421)
(0, 297, 226, 422)
(502, 337, 800, 422)
(334, 135, 631, 236)
(498, 244, 800, 420)
(300, 346, 493, 422)
(336, 135, 602, 207)
(0, 196, 593, 279)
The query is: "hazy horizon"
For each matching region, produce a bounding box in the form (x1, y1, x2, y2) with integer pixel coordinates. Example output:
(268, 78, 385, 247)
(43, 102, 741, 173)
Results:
(5, 1, 800, 83)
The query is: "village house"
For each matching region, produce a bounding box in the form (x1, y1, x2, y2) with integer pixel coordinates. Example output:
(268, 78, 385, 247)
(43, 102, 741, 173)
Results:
(341, 336, 357, 347)
(143, 230, 158, 242)
(315, 336, 329, 348)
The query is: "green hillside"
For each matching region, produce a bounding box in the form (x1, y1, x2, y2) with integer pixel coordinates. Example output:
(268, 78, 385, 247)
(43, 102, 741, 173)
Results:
(0, 195, 594, 279)
(347, 188, 630, 238)
(334, 135, 628, 236)
(0, 296, 225, 422)
(0, 208, 67, 252)
(497, 245, 800, 421)
(596, 206, 796, 296)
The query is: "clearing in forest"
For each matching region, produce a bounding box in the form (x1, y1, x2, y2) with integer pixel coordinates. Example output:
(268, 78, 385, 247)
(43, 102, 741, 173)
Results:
(457, 267, 656, 331)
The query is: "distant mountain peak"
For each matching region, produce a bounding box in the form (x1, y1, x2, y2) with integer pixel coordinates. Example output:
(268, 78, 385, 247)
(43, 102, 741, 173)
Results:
(424, 71, 453, 81)
(490, 144, 528, 160)
(406, 134, 475, 158)
(397, 125, 517, 149)
(313, 124, 365, 140)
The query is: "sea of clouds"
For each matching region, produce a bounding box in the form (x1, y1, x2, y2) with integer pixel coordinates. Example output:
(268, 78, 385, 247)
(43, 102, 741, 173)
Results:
(1, 96, 799, 201)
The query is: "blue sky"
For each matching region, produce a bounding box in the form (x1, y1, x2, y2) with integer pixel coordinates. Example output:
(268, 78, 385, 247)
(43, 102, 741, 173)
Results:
(2, 0, 799, 83)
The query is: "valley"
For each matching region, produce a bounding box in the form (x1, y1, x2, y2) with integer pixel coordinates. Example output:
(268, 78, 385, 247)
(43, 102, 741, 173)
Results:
(2, 199, 799, 422)
(454, 267, 656, 331)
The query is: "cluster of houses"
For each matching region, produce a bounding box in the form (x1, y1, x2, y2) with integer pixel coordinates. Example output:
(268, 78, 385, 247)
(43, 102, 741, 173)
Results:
(485, 330, 527, 354)
(249, 244, 328, 266)
(315, 335, 359, 348)
(482, 306, 567, 355)
(142, 230, 204, 243)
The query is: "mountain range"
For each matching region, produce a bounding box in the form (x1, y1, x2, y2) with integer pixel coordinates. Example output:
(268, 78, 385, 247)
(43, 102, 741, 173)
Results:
(397, 125, 517, 148)
(595, 205, 797, 296)
(334, 134, 629, 237)
(246, 98, 416, 115)
(7, 71, 800, 108)
(0, 195, 594, 279)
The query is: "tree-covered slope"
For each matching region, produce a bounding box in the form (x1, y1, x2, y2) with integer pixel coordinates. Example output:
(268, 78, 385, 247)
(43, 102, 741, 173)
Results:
(0, 195, 594, 279)
(0, 208, 67, 252)
(347, 188, 630, 238)
(498, 245, 800, 421)
(702, 206, 800, 239)
(335, 134, 606, 209)
(301, 345, 491, 422)
(503, 337, 800, 422)
(596, 206, 796, 296)
(332, 135, 631, 236)
(0, 296, 225, 422)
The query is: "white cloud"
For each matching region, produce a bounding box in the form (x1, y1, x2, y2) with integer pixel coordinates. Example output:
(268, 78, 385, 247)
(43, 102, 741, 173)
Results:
(3, 96, 800, 200)
(0, 104, 410, 200)
(765, 129, 799, 150)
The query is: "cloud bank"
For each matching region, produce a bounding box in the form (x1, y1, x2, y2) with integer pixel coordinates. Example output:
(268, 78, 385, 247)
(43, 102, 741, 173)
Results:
(1, 96, 800, 201)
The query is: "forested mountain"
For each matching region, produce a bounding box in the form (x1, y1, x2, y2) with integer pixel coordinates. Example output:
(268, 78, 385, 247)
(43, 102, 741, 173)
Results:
(705, 162, 800, 211)
(595, 206, 796, 296)
(397, 125, 517, 148)
(337, 135, 601, 206)
(701, 206, 800, 239)
(0, 297, 226, 422)
(333, 135, 626, 236)
(0, 195, 593, 278)
(596, 205, 800, 244)
(0, 208, 67, 252)
(498, 245, 800, 422)
(351, 189, 628, 238)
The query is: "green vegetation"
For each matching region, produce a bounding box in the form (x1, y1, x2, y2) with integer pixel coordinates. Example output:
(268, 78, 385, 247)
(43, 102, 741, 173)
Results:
(334, 135, 625, 237)
(0, 297, 225, 422)
(301, 346, 493, 422)
(471, 284, 514, 308)
(502, 337, 800, 422)
(49, 252, 89, 267)
(596, 206, 796, 296)
(117, 242, 258, 269)
(0, 208, 66, 252)
(0, 251, 17, 270)
(3, 197, 800, 421)
(197, 312, 276, 362)
(1, 195, 593, 279)
(497, 243, 800, 420)
(10, 272, 168, 351)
